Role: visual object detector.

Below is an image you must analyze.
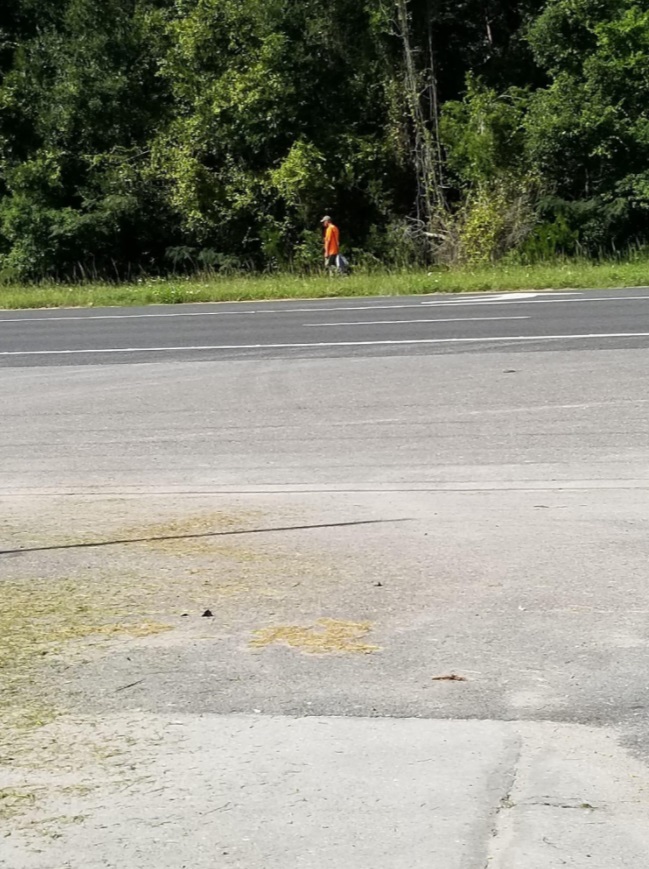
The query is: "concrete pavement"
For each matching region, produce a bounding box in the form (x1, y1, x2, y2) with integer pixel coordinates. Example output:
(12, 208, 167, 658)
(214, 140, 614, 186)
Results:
(2, 289, 649, 867)
(4, 716, 649, 869)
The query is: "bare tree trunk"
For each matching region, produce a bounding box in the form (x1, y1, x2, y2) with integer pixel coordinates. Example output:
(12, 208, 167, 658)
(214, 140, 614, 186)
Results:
(395, 0, 445, 233)
(427, 1, 444, 175)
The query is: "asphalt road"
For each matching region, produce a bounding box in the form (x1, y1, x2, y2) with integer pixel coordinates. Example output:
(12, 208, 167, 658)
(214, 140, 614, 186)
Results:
(3, 287, 649, 365)
(3, 287, 649, 867)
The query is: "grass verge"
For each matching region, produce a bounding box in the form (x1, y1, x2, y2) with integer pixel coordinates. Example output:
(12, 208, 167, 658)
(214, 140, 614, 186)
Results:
(1, 259, 649, 309)
(0, 574, 173, 731)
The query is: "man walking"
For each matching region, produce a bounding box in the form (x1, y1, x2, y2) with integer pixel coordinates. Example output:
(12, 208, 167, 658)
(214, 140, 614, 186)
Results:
(321, 215, 344, 274)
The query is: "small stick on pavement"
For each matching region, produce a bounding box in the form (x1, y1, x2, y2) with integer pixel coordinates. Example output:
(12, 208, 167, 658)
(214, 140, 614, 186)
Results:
(115, 679, 145, 692)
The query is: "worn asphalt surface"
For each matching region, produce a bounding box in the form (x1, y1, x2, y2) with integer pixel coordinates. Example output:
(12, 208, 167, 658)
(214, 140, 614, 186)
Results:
(2, 288, 649, 867)
(3, 287, 649, 364)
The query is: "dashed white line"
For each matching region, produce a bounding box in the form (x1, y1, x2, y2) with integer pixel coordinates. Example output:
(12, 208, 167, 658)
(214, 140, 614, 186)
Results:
(304, 316, 530, 327)
(3, 332, 649, 357)
(487, 292, 543, 300)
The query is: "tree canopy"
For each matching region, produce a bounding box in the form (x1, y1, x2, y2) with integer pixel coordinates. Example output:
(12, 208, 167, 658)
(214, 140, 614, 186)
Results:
(0, 0, 647, 280)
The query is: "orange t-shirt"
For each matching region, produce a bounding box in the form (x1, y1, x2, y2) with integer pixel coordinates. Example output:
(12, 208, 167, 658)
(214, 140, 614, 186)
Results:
(324, 224, 340, 257)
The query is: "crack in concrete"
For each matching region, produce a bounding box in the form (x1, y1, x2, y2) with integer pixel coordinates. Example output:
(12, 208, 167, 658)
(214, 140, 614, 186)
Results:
(522, 797, 600, 811)
(480, 732, 523, 869)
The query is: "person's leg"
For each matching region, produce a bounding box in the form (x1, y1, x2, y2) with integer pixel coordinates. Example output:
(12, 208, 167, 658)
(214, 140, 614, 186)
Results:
(336, 254, 349, 275)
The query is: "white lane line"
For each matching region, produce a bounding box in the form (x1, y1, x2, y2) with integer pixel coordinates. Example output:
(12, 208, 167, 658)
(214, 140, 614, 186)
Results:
(3, 332, 649, 357)
(421, 295, 649, 307)
(2, 292, 649, 322)
(0, 303, 447, 323)
(488, 292, 542, 300)
(464, 399, 649, 416)
(304, 316, 530, 327)
(484, 291, 577, 300)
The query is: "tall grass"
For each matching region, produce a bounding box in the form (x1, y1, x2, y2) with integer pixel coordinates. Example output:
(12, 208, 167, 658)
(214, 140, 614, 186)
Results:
(1, 258, 648, 310)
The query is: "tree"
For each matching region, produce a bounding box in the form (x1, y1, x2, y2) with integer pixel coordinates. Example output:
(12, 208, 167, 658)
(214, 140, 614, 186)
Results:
(525, 0, 649, 249)
(2, 0, 646, 279)
(149, 0, 404, 268)
(0, 0, 173, 279)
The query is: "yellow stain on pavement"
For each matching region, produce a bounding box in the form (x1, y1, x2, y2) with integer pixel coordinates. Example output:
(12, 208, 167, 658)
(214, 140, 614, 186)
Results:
(250, 618, 379, 655)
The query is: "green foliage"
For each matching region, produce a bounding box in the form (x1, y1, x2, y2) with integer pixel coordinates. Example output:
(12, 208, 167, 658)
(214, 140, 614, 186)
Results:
(523, 0, 649, 251)
(441, 78, 530, 188)
(292, 229, 326, 273)
(1, 0, 648, 279)
(438, 0, 649, 259)
(0, 0, 176, 279)
(441, 81, 538, 264)
(459, 188, 511, 265)
(517, 213, 580, 261)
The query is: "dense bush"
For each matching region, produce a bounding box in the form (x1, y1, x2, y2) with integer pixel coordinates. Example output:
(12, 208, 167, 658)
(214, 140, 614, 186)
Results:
(1, 0, 647, 280)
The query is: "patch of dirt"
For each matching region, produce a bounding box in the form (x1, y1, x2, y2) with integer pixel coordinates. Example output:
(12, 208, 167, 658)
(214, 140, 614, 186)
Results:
(119, 509, 264, 557)
(0, 787, 38, 821)
(0, 503, 354, 731)
(0, 713, 171, 840)
(0, 573, 173, 731)
(250, 618, 380, 655)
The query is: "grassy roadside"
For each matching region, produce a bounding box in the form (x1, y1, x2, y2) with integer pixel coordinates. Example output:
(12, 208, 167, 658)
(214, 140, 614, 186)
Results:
(1, 258, 649, 310)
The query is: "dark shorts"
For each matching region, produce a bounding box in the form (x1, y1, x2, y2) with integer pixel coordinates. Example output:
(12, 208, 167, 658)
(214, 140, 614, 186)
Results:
(325, 255, 339, 269)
